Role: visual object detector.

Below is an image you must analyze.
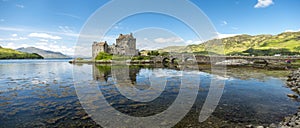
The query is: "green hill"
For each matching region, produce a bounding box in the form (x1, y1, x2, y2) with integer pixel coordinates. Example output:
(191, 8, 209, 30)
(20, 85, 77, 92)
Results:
(0, 47, 43, 59)
(160, 31, 300, 56)
(17, 47, 70, 59)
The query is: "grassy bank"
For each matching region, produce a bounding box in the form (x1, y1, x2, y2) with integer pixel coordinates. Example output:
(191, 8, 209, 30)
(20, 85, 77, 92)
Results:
(0, 47, 43, 59)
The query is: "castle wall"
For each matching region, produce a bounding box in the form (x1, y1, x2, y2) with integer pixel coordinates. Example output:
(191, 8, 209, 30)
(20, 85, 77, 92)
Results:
(92, 33, 138, 58)
(92, 42, 108, 59)
(115, 34, 137, 56)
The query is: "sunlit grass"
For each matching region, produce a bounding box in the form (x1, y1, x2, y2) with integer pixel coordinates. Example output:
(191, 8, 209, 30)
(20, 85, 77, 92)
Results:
(0, 47, 43, 59)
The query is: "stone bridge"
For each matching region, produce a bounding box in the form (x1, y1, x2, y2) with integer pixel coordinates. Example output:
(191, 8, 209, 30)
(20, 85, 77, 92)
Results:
(152, 55, 300, 65)
(152, 54, 198, 64)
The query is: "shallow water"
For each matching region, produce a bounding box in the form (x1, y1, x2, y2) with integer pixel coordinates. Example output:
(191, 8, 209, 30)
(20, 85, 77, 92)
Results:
(0, 59, 298, 127)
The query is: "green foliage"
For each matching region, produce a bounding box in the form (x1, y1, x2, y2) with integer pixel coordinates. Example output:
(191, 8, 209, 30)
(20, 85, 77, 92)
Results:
(293, 46, 300, 51)
(131, 56, 151, 60)
(95, 52, 113, 60)
(159, 52, 169, 56)
(112, 55, 131, 61)
(147, 50, 159, 56)
(0, 47, 43, 59)
(242, 48, 299, 56)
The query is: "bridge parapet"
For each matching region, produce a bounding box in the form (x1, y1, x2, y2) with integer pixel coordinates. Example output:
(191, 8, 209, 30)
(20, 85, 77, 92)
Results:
(152, 55, 300, 65)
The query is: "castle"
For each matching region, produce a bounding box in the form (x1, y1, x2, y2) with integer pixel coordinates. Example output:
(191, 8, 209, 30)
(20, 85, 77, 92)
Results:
(92, 33, 138, 59)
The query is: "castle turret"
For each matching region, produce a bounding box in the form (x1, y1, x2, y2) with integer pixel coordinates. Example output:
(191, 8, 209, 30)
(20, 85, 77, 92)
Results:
(116, 33, 137, 56)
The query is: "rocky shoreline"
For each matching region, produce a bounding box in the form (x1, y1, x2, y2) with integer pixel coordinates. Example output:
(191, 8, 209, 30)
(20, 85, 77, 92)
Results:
(276, 69, 300, 128)
(243, 69, 300, 128)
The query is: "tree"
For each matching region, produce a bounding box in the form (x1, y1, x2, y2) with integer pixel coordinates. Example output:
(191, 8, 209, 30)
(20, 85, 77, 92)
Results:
(147, 51, 159, 56)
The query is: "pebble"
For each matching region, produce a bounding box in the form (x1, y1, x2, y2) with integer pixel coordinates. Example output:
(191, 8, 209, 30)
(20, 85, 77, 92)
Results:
(46, 116, 64, 124)
(287, 94, 298, 98)
(279, 68, 300, 127)
(81, 115, 90, 120)
(245, 124, 253, 128)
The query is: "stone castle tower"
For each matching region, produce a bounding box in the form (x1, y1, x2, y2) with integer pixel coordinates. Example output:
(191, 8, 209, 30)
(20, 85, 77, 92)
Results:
(92, 33, 138, 59)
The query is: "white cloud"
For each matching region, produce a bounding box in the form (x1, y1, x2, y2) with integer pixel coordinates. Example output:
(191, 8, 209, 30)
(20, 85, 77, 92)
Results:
(231, 27, 239, 30)
(0, 37, 27, 41)
(0, 42, 29, 49)
(0, 41, 75, 56)
(184, 40, 203, 45)
(57, 13, 81, 19)
(181, 33, 239, 45)
(16, 4, 25, 8)
(11, 34, 18, 37)
(216, 32, 239, 39)
(112, 23, 123, 30)
(254, 0, 274, 8)
(0, 27, 24, 32)
(58, 26, 74, 33)
(100, 35, 118, 44)
(39, 39, 49, 42)
(154, 37, 183, 43)
(221, 21, 228, 26)
(0, 26, 93, 39)
(35, 42, 48, 46)
(284, 29, 300, 32)
(28, 33, 62, 40)
(113, 26, 120, 29)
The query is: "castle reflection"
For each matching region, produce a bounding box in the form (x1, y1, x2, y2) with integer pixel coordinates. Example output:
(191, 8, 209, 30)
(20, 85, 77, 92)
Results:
(92, 64, 144, 83)
(92, 63, 202, 85)
(92, 64, 183, 84)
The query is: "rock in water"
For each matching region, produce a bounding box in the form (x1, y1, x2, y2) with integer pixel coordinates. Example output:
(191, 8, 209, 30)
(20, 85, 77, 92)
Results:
(287, 94, 298, 98)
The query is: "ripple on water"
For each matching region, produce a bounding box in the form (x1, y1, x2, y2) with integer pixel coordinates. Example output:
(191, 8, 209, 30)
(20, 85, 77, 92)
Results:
(0, 61, 299, 127)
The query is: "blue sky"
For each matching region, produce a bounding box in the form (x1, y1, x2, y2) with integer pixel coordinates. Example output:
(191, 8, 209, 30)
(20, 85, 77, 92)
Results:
(0, 0, 299, 56)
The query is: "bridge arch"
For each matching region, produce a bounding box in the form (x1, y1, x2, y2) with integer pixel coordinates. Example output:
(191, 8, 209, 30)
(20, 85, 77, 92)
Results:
(252, 58, 268, 67)
(184, 56, 194, 62)
(171, 58, 180, 64)
(162, 57, 170, 64)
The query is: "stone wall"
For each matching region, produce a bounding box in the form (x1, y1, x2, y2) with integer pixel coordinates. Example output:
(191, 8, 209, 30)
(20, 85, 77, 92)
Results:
(115, 33, 137, 56)
(92, 33, 138, 58)
(92, 41, 108, 59)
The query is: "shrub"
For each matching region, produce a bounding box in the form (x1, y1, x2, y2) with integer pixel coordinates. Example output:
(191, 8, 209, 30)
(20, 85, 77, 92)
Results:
(131, 56, 151, 60)
(95, 52, 113, 60)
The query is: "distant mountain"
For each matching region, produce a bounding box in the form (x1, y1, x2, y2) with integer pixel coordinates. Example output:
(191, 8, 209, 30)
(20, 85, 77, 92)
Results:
(158, 46, 187, 53)
(159, 31, 300, 56)
(0, 46, 43, 59)
(17, 47, 70, 59)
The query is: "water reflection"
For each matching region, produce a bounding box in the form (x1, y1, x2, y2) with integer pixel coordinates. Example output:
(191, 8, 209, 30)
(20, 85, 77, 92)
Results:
(88, 64, 299, 127)
(0, 60, 299, 128)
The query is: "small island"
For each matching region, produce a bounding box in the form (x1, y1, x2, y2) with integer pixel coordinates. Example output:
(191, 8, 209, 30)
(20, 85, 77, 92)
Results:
(70, 33, 155, 64)
(70, 32, 300, 70)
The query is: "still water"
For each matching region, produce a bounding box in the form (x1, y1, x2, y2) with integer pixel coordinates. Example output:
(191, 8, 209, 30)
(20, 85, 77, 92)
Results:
(0, 59, 298, 127)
